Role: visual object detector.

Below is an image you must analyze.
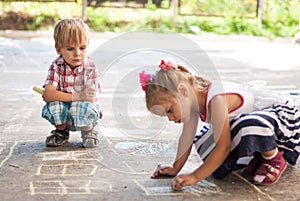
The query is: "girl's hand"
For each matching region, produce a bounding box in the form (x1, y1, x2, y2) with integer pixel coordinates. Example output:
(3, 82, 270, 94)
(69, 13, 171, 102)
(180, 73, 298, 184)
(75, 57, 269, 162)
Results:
(151, 165, 178, 178)
(171, 173, 198, 191)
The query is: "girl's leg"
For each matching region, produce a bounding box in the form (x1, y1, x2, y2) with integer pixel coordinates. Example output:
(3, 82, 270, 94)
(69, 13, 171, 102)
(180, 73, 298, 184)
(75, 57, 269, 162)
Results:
(243, 152, 263, 177)
(243, 149, 281, 177)
(213, 102, 298, 184)
(253, 148, 287, 186)
(262, 149, 278, 159)
(222, 111, 285, 182)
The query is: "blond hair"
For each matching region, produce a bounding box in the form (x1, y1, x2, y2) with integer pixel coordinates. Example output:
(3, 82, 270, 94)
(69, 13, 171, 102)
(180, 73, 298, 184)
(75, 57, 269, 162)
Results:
(145, 64, 210, 110)
(54, 18, 90, 49)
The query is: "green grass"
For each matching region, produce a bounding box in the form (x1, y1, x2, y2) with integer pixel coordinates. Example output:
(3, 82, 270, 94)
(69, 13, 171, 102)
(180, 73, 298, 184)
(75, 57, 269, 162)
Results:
(0, 1, 299, 38)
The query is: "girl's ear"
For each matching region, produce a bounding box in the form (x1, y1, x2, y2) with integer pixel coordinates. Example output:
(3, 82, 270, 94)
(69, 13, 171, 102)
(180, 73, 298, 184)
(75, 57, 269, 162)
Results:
(177, 83, 189, 97)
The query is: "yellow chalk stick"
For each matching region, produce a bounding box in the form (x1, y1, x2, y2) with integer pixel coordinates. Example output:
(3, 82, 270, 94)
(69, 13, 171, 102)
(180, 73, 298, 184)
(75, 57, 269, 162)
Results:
(32, 86, 44, 95)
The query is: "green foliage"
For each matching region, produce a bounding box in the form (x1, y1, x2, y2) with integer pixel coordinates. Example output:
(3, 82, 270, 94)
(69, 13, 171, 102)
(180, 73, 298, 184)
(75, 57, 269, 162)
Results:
(26, 14, 58, 30)
(180, 0, 257, 17)
(145, 2, 157, 11)
(0, 0, 300, 38)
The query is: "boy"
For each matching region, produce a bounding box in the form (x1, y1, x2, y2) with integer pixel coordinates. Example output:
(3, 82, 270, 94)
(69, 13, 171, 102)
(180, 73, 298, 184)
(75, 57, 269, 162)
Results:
(42, 18, 102, 148)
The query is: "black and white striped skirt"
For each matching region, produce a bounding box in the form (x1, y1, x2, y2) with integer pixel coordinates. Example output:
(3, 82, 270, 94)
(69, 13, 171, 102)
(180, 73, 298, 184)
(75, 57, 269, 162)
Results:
(194, 101, 300, 178)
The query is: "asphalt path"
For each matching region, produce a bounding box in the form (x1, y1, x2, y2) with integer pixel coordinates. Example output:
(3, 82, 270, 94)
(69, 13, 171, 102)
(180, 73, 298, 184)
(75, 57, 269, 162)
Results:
(0, 31, 299, 201)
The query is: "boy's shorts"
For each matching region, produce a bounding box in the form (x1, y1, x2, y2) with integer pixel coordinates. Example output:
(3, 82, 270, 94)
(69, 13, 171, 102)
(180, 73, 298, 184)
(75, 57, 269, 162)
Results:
(42, 101, 100, 130)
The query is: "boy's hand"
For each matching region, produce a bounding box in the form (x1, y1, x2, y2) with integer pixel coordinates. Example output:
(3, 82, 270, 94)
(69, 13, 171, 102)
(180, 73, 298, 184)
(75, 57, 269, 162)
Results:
(151, 165, 178, 178)
(80, 88, 97, 102)
(171, 173, 198, 191)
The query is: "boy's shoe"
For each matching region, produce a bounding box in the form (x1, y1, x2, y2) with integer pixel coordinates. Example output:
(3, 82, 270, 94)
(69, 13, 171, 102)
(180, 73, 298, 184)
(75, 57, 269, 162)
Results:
(46, 129, 70, 147)
(81, 129, 99, 148)
(243, 152, 263, 177)
(253, 151, 287, 186)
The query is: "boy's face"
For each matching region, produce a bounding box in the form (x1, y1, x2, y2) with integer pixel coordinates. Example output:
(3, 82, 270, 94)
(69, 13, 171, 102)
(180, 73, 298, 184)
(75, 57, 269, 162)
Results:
(56, 42, 88, 68)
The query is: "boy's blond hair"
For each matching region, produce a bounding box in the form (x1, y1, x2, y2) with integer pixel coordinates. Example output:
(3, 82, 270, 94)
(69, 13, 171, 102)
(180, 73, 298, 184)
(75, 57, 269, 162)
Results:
(54, 18, 90, 49)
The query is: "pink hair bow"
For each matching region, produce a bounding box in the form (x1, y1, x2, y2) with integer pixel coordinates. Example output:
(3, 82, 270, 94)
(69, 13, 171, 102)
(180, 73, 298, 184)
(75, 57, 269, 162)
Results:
(139, 70, 152, 91)
(159, 58, 177, 72)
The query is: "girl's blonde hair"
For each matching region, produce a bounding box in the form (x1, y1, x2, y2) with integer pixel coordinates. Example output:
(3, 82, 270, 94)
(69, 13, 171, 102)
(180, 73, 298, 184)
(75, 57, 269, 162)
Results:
(54, 18, 90, 49)
(144, 64, 210, 110)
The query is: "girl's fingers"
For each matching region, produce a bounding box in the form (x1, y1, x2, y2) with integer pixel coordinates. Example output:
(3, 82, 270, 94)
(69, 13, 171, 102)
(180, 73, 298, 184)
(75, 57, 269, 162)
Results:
(171, 176, 184, 191)
(151, 165, 166, 178)
(151, 170, 160, 178)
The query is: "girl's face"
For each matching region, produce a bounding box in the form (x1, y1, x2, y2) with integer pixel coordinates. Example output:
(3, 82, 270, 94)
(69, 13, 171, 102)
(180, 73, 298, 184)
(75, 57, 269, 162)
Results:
(150, 96, 182, 123)
(149, 84, 195, 123)
(150, 95, 191, 124)
(56, 42, 88, 68)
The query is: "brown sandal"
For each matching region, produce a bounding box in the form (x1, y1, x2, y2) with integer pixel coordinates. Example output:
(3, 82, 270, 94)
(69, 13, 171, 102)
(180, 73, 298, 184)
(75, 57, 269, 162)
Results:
(81, 130, 98, 148)
(45, 129, 70, 147)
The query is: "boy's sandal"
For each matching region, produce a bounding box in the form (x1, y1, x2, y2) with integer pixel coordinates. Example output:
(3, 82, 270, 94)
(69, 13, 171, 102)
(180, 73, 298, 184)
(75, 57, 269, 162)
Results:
(253, 152, 287, 186)
(82, 130, 99, 148)
(45, 130, 70, 147)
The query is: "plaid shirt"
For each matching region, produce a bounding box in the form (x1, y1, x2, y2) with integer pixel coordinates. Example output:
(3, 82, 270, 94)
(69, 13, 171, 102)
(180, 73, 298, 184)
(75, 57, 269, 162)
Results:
(44, 55, 101, 94)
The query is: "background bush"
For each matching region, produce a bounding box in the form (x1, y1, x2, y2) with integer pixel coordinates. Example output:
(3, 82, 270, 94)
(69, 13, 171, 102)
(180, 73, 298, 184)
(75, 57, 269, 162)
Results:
(0, 0, 299, 38)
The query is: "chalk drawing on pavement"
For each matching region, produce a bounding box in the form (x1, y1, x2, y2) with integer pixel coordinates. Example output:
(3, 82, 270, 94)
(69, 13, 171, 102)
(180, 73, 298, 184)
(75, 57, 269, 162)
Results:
(37, 151, 102, 161)
(133, 178, 225, 196)
(0, 141, 18, 168)
(36, 163, 98, 176)
(29, 180, 112, 195)
(30, 150, 106, 195)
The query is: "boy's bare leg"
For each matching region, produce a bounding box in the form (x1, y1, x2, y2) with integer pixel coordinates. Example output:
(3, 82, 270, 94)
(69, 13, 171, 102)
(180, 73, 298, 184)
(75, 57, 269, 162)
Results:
(55, 123, 67, 130)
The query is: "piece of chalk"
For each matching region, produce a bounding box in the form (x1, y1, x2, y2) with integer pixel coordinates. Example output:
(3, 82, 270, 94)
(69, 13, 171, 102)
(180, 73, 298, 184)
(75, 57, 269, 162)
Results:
(32, 86, 44, 95)
(290, 92, 300, 96)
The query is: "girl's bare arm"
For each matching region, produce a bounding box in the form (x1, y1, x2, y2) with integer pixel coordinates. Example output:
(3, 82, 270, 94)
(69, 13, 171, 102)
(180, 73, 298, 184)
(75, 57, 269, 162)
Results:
(152, 112, 199, 178)
(173, 112, 199, 173)
(191, 95, 231, 181)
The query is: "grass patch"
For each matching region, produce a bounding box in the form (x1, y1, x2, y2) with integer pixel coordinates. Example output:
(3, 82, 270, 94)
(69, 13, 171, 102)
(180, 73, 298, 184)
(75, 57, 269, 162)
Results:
(0, 1, 299, 38)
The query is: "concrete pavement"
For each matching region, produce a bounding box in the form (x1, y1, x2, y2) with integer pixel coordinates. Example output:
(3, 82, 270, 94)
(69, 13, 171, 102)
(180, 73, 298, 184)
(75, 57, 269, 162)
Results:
(0, 31, 300, 201)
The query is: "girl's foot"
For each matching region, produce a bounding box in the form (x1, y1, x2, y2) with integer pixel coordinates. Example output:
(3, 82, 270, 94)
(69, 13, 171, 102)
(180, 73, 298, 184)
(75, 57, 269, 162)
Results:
(253, 151, 287, 186)
(243, 152, 263, 177)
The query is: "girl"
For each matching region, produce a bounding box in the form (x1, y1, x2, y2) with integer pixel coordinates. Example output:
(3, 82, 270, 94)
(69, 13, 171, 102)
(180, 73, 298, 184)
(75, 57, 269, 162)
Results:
(139, 59, 300, 190)
(42, 18, 102, 148)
